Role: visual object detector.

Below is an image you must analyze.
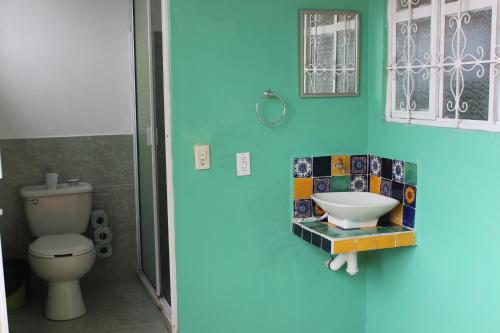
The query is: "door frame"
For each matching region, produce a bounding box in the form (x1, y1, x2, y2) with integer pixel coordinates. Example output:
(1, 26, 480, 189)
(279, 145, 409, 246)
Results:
(129, 0, 178, 331)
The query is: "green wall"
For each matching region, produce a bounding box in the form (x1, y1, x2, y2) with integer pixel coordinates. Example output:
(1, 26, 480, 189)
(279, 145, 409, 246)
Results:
(169, 0, 370, 332)
(366, 1, 500, 332)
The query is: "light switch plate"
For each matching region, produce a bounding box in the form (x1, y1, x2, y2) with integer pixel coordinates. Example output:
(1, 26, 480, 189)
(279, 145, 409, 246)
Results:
(194, 145, 210, 170)
(236, 152, 251, 176)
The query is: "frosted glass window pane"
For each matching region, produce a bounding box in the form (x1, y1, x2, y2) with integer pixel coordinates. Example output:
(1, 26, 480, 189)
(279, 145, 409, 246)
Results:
(395, 17, 431, 111)
(442, 9, 492, 120)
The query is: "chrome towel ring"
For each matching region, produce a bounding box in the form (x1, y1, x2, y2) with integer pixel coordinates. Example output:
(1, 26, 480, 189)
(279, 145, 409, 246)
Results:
(255, 89, 287, 127)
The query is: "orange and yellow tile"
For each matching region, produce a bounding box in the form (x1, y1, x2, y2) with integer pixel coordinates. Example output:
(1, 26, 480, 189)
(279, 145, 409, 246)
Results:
(389, 204, 403, 225)
(293, 178, 313, 199)
(331, 155, 350, 176)
(376, 235, 396, 249)
(369, 175, 381, 194)
(396, 233, 416, 247)
(404, 186, 416, 206)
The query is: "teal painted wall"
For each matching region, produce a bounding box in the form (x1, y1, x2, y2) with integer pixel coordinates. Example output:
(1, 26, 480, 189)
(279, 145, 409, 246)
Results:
(169, 0, 370, 332)
(366, 1, 500, 332)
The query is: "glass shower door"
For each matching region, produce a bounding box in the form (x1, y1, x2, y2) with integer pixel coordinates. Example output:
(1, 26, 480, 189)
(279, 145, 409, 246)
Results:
(133, 0, 171, 306)
(134, 0, 159, 289)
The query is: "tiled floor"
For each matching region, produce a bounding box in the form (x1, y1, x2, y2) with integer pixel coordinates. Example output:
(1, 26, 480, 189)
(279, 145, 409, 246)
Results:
(8, 279, 170, 333)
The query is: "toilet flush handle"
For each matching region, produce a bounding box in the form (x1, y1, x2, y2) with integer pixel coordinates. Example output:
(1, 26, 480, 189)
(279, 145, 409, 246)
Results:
(24, 199, 39, 205)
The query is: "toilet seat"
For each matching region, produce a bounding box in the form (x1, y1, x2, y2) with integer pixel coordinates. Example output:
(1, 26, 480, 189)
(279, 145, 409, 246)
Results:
(29, 234, 94, 259)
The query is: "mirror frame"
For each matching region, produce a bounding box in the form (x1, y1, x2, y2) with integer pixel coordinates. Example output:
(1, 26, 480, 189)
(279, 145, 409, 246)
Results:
(300, 10, 360, 98)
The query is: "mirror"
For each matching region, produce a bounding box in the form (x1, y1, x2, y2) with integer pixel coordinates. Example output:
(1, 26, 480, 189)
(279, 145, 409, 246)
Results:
(301, 10, 359, 97)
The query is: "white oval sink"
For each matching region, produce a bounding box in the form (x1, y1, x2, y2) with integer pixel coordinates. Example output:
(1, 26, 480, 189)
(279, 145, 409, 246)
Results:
(311, 192, 399, 229)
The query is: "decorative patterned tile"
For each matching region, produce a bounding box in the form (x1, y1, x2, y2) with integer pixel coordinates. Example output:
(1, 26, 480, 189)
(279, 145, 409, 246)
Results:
(405, 162, 417, 185)
(293, 178, 313, 199)
(392, 160, 405, 182)
(369, 175, 381, 194)
(294, 157, 312, 178)
(403, 206, 415, 228)
(350, 175, 368, 192)
(313, 156, 331, 177)
(293, 223, 302, 237)
(331, 176, 350, 192)
(311, 233, 322, 248)
(350, 155, 368, 174)
(380, 179, 392, 197)
(391, 181, 404, 202)
(370, 155, 382, 176)
(292, 154, 418, 231)
(404, 185, 417, 208)
(313, 177, 331, 193)
(331, 155, 350, 176)
(381, 158, 393, 180)
(294, 199, 312, 218)
(321, 237, 332, 253)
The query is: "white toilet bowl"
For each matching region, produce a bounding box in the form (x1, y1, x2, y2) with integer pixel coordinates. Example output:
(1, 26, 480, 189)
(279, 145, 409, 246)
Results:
(28, 234, 96, 320)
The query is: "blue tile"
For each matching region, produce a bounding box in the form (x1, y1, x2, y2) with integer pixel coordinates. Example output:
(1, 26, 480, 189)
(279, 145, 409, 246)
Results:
(302, 229, 312, 243)
(350, 175, 368, 192)
(380, 179, 392, 197)
(392, 160, 405, 182)
(293, 223, 302, 237)
(381, 158, 393, 179)
(321, 238, 332, 253)
(311, 233, 322, 248)
(313, 177, 331, 193)
(313, 156, 331, 177)
(403, 206, 416, 228)
(370, 155, 382, 176)
(350, 155, 368, 174)
(294, 157, 313, 178)
(294, 199, 312, 218)
(391, 181, 404, 202)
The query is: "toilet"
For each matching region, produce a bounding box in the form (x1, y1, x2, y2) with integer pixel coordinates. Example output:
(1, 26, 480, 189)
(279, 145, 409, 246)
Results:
(20, 182, 96, 320)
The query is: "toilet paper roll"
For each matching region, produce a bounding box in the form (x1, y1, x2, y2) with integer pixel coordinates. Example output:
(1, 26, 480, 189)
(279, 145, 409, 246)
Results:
(95, 242, 112, 259)
(93, 226, 112, 243)
(91, 209, 109, 229)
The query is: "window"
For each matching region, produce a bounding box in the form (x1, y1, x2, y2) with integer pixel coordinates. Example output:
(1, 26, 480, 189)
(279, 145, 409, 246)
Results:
(386, 0, 500, 131)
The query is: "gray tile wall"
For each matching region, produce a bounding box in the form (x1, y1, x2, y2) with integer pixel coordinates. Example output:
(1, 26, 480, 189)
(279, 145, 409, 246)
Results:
(0, 135, 137, 282)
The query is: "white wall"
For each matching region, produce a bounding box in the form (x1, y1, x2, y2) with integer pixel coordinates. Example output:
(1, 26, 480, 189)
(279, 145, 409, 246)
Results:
(0, 0, 133, 139)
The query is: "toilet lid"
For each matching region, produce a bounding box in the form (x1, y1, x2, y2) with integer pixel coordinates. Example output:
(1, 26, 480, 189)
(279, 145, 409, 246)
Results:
(29, 234, 94, 258)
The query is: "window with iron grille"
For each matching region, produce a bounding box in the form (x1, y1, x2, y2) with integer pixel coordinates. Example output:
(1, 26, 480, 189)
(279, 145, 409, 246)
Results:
(386, 0, 500, 131)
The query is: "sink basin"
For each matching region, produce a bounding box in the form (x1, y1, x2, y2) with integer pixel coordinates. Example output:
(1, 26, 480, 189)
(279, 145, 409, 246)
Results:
(311, 192, 399, 229)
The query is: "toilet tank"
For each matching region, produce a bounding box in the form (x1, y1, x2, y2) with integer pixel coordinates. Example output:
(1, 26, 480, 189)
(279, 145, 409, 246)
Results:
(20, 182, 93, 237)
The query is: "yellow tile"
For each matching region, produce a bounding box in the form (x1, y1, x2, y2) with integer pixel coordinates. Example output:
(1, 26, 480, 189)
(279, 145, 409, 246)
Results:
(333, 239, 356, 254)
(356, 237, 378, 251)
(376, 235, 396, 249)
(293, 178, 313, 199)
(331, 155, 350, 176)
(369, 176, 381, 194)
(396, 233, 416, 247)
(389, 204, 403, 225)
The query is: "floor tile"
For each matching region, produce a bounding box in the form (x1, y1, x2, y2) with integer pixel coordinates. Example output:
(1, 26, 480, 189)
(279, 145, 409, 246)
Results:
(8, 278, 169, 333)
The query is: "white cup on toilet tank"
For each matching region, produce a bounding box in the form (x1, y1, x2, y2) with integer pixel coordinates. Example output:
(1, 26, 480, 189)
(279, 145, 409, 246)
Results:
(45, 173, 59, 189)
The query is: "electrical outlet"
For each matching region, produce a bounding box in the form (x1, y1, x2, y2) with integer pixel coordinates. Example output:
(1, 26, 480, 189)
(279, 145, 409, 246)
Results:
(236, 152, 251, 176)
(194, 145, 210, 170)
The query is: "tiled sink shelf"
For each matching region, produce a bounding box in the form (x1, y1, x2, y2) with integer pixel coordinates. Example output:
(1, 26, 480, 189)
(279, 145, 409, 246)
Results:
(291, 154, 418, 258)
(292, 221, 416, 254)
